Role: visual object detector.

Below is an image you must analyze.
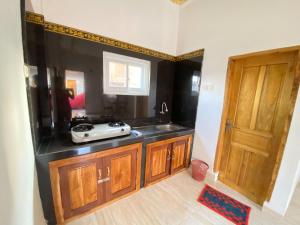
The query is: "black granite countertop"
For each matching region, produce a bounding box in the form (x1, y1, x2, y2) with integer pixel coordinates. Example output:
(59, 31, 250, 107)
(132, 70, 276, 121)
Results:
(35, 123, 194, 161)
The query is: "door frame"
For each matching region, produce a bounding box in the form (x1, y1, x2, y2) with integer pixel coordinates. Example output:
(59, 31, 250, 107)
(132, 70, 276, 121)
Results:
(214, 45, 300, 200)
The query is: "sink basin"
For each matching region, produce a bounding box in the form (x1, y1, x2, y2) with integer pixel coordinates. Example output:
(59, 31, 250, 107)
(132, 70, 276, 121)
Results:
(155, 124, 185, 131)
(133, 124, 185, 136)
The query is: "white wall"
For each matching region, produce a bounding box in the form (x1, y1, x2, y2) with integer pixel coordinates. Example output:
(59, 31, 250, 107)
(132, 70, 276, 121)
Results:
(297, 162, 300, 184)
(295, 160, 300, 184)
(0, 0, 45, 225)
(25, 0, 179, 56)
(177, 0, 300, 215)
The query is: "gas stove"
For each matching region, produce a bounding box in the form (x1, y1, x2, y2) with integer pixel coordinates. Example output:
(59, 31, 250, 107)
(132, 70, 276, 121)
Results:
(71, 121, 131, 143)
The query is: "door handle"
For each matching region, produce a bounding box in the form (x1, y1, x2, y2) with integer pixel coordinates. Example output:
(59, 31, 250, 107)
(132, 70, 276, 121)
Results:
(106, 166, 110, 177)
(225, 119, 233, 131)
(107, 166, 110, 177)
(172, 151, 175, 161)
(167, 148, 171, 160)
(97, 167, 111, 184)
(98, 169, 102, 179)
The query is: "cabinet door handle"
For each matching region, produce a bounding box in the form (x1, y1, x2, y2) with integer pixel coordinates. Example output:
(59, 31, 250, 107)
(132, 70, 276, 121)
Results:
(107, 167, 110, 177)
(98, 169, 102, 179)
(167, 149, 171, 160)
(172, 152, 175, 160)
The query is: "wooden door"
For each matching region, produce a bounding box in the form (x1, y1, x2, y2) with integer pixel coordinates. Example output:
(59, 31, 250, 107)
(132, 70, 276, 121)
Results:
(58, 158, 104, 220)
(171, 140, 188, 174)
(145, 143, 172, 185)
(218, 51, 299, 204)
(104, 148, 137, 201)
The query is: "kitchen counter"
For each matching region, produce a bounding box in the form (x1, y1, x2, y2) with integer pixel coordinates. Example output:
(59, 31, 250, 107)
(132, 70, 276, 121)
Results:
(36, 130, 143, 159)
(35, 123, 194, 225)
(36, 123, 194, 160)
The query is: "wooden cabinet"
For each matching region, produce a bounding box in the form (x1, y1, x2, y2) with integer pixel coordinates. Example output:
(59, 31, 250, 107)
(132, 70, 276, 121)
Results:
(49, 143, 142, 224)
(145, 135, 192, 186)
(145, 143, 171, 184)
(58, 158, 104, 220)
(105, 148, 137, 201)
(171, 139, 188, 174)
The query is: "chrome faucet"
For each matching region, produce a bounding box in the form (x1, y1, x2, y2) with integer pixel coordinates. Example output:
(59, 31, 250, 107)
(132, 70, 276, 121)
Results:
(160, 102, 168, 115)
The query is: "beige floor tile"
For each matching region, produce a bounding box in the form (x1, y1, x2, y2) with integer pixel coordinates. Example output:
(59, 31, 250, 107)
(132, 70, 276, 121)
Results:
(68, 170, 300, 225)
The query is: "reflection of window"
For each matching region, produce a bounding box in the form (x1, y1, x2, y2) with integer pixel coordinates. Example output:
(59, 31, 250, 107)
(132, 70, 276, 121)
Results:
(103, 51, 151, 96)
(108, 62, 127, 87)
(65, 70, 85, 96)
(192, 72, 200, 95)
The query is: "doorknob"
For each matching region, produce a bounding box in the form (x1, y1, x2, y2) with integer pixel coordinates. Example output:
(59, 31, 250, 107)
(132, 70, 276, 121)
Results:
(225, 119, 232, 131)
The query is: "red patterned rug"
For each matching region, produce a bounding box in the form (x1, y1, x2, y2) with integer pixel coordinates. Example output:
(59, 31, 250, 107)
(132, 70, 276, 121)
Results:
(197, 185, 251, 225)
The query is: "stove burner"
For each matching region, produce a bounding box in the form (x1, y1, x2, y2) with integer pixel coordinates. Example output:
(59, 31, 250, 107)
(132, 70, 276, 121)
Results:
(72, 124, 94, 132)
(108, 121, 126, 127)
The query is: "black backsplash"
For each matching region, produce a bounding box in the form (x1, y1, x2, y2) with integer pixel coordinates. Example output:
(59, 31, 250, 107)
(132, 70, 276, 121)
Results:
(24, 22, 202, 150)
(172, 58, 202, 127)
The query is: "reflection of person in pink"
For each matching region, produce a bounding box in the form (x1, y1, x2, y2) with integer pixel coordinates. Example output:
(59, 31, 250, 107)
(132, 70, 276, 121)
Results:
(56, 76, 74, 130)
(69, 93, 85, 109)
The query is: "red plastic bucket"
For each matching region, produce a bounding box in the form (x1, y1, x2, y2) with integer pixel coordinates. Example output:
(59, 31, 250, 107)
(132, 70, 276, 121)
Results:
(191, 159, 209, 182)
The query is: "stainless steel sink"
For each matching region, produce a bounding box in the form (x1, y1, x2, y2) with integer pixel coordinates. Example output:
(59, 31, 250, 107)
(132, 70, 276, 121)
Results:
(133, 123, 185, 135)
(155, 124, 185, 131)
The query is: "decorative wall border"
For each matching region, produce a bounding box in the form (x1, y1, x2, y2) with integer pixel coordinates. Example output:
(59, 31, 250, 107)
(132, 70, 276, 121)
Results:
(176, 49, 204, 61)
(25, 11, 204, 61)
(25, 12, 44, 25)
(44, 21, 176, 61)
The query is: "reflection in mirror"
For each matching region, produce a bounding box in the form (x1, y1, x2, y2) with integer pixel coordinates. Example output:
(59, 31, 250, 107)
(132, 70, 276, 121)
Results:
(28, 66, 38, 88)
(27, 65, 40, 146)
(46, 68, 86, 132)
(65, 70, 86, 118)
(192, 71, 201, 96)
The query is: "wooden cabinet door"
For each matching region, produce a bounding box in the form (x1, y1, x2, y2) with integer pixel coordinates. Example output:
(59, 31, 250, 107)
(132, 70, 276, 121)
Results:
(104, 148, 137, 201)
(171, 139, 188, 174)
(145, 143, 171, 185)
(58, 158, 104, 220)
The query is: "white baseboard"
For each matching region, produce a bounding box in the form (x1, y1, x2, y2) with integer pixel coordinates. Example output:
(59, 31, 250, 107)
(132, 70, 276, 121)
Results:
(207, 170, 219, 181)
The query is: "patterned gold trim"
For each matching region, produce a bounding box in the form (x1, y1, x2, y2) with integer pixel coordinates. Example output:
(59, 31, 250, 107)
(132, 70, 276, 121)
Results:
(176, 49, 204, 61)
(25, 11, 203, 61)
(25, 12, 44, 25)
(44, 21, 176, 61)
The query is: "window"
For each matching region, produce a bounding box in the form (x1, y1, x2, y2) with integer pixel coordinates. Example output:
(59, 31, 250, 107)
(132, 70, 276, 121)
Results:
(103, 51, 151, 96)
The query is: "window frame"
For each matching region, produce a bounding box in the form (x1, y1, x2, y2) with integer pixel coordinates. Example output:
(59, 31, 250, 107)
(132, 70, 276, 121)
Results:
(103, 51, 151, 96)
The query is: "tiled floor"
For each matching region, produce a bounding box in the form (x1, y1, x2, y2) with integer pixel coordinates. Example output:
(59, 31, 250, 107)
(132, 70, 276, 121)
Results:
(69, 170, 300, 225)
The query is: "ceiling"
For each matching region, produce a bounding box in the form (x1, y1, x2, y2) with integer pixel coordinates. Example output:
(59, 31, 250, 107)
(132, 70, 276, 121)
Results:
(170, 0, 188, 5)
